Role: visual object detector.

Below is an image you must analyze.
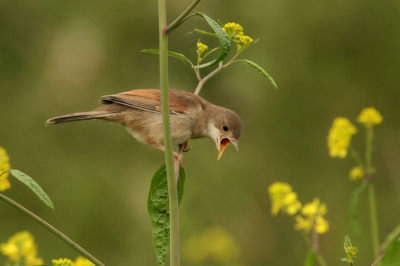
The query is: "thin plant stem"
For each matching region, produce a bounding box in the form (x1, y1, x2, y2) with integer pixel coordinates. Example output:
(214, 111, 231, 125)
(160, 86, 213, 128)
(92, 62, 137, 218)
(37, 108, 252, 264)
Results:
(165, 0, 201, 33)
(193, 49, 243, 95)
(194, 62, 223, 95)
(369, 183, 380, 261)
(0, 193, 105, 266)
(158, 0, 180, 265)
(311, 228, 328, 266)
(349, 145, 365, 169)
(365, 126, 380, 262)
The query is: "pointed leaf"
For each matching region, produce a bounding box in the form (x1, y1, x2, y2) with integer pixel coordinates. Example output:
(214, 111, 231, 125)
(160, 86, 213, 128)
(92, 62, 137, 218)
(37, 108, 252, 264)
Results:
(8, 169, 54, 210)
(193, 13, 231, 69)
(381, 225, 400, 266)
(240, 59, 278, 89)
(141, 49, 193, 65)
(195, 29, 218, 37)
(304, 248, 316, 266)
(349, 181, 367, 239)
(202, 47, 220, 61)
(147, 164, 185, 266)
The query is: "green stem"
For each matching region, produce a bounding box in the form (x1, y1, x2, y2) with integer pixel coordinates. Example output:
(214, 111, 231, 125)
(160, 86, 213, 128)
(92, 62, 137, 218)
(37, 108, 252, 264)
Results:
(349, 145, 365, 169)
(365, 126, 380, 262)
(165, 0, 201, 33)
(0, 193, 105, 266)
(158, 0, 180, 265)
(194, 49, 244, 95)
(369, 183, 380, 261)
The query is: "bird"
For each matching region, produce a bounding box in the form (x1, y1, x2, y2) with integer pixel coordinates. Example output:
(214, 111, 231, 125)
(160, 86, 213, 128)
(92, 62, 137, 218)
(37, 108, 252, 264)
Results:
(45, 89, 242, 163)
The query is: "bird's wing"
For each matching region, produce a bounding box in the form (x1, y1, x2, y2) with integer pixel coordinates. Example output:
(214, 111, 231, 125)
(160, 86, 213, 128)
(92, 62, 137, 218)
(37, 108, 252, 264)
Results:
(101, 89, 205, 115)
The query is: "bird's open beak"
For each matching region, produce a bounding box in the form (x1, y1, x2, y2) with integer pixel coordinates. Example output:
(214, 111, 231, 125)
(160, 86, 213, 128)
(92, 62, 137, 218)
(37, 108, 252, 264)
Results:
(218, 138, 239, 160)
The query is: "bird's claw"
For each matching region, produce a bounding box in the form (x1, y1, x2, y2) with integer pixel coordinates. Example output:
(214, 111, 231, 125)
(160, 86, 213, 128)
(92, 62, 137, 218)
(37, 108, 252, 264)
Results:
(182, 142, 191, 153)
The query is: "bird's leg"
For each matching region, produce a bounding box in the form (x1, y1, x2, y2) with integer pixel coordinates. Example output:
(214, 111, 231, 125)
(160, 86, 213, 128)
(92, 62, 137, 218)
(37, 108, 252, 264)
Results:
(146, 137, 183, 167)
(182, 141, 191, 153)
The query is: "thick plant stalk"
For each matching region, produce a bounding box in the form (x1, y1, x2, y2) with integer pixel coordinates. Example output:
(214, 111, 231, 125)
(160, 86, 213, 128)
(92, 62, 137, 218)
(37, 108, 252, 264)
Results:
(0, 193, 105, 266)
(158, 0, 180, 265)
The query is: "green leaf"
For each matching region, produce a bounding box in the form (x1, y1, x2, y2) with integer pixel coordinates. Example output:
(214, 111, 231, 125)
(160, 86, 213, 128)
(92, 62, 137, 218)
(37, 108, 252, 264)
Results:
(239, 59, 278, 89)
(349, 181, 368, 239)
(8, 169, 54, 210)
(193, 13, 231, 69)
(202, 47, 220, 61)
(195, 28, 218, 37)
(147, 164, 185, 266)
(381, 225, 400, 266)
(344, 235, 351, 248)
(141, 49, 193, 65)
(304, 248, 316, 266)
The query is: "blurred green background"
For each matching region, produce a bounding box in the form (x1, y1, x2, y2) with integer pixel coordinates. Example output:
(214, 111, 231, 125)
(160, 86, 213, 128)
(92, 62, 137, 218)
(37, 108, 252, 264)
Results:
(1, 0, 399, 265)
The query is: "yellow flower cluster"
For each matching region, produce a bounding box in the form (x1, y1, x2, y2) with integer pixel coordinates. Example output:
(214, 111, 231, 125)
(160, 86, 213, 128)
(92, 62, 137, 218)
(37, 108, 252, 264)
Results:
(327, 118, 357, 158)
(53, 256, 94, 266)
(295, 198, 329, 234)
(222, 22, 244, 38)
(0, 146, 11, 191)
(196, 41, 208, 57)
(268, 182, 301, 216)
(349, 166, 365, 181)
(53, 258, 74, 266)
(0, 231, 43, 266)
(357, 107, 382, 127)
(223, 22, 254, 50)
(183, 226, 242, 264)
(268, 183, 329, 234)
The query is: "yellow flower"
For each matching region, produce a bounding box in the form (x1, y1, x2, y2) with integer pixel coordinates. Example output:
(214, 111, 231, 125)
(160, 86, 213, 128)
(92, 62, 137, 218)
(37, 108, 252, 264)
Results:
(0, 147, 11, 191)
(75, 256, 95, 266)
(239, 35, 254, 48)
(315, 216, 329, 234)
(295, 198, 329, 234)
(223, 22, 244, 38)
(268, 182, 301, 216)
(294, 215, 313, 233)
(183, 226, 240, 263)
(52, 256, 94, 266)
(357, 107, 383, 127)
(349, 166, 365, 181)
(302, 198, 327, 217)
(52, 258, 74, 266)
(0, 231, 43, 265)
(196, 41, 208, 57)
(327, 117, 357, 158)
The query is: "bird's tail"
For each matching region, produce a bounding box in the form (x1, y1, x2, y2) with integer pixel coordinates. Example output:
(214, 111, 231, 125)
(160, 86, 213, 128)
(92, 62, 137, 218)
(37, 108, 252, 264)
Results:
(45, 110, 113, 125)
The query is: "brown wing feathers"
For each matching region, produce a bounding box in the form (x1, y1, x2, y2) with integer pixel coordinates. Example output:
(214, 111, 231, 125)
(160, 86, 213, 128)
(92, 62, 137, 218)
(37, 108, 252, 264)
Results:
(46, 89, 204, 125)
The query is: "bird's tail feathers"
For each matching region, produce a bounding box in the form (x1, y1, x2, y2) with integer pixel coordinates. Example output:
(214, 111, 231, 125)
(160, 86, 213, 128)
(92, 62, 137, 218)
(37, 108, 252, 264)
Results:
(45, 111, 114, 125)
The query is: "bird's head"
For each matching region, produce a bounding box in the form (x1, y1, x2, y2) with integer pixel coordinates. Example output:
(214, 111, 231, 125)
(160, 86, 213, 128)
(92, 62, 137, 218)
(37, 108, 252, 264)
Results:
(207, 107, 242, 159)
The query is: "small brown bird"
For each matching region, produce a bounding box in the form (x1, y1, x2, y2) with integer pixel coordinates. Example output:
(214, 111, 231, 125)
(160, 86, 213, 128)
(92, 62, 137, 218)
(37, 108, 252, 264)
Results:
(46, 89, 242, 161)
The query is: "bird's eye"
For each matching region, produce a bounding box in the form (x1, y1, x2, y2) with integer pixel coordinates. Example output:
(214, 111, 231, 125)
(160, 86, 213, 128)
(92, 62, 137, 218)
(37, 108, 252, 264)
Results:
(223, 125, 228, 131)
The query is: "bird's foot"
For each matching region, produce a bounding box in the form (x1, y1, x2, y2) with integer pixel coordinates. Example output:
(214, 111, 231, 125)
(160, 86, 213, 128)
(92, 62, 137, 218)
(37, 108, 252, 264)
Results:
(173, 151, 183, 167)
(182, 141, 191, 153)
